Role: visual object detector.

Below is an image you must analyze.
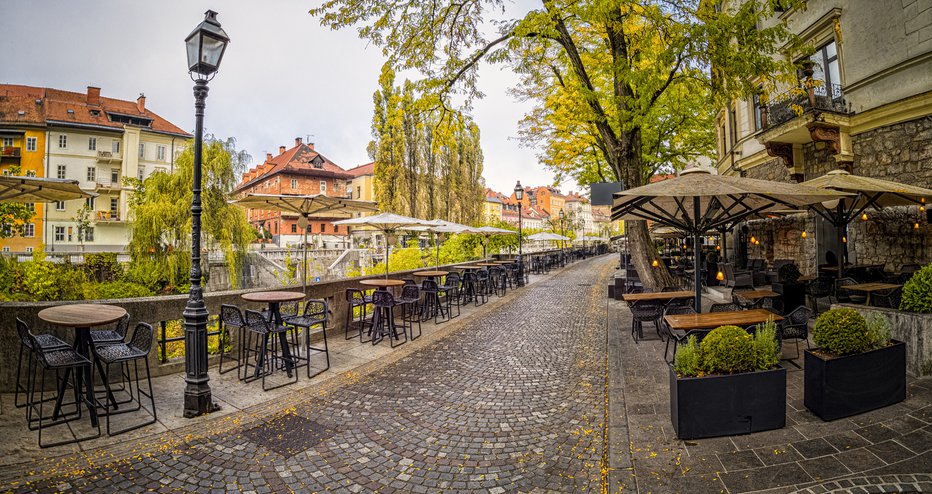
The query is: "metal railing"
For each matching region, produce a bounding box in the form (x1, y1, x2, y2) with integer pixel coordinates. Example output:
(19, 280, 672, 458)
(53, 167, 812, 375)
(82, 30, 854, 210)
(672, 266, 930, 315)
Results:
(1, 146, 21, 158)
(764, 82, 848, 128)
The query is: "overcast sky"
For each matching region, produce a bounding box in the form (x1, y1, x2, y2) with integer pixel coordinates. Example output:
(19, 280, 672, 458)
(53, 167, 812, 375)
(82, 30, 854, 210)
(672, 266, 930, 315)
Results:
(1, 0, 577, 196)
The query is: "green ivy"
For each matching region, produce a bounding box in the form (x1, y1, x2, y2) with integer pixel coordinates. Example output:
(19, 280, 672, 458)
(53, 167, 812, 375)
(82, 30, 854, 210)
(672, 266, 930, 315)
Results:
(900, 263, 932, 313)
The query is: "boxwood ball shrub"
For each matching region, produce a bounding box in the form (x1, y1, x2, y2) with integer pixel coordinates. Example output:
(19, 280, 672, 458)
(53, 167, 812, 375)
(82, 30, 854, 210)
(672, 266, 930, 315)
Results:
(699, 325, 757, 374)
(900, 263, 932, 313)
(813, 307, 871, 356)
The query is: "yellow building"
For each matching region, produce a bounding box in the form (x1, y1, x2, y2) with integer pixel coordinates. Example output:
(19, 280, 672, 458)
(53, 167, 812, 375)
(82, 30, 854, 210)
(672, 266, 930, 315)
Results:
(482, 189, 503, 224)
(1, 85, 48, 253)
(347, 162, 375, 202)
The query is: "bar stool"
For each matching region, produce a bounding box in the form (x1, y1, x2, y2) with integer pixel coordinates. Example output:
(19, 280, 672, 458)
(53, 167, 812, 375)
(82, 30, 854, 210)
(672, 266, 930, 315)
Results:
(371, 290, 407, 348)
(440, 272, 462, 319)
(284, 299, 331, 378)
(20, 320, 100, 448)
(345, 288, 373, 342)
(243, 309, 297, 391)
(421, 279, 450, 324)
(15, 318, 69, 409)
(397, 284, 422, 340)
(218, 304, 248, 378)
(92, 323, 157, 436)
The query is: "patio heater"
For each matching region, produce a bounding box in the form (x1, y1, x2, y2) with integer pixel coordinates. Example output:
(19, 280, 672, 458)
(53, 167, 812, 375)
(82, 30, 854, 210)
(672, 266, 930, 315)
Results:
(514, 181, 524, 286)
(182, 9, 228, 418)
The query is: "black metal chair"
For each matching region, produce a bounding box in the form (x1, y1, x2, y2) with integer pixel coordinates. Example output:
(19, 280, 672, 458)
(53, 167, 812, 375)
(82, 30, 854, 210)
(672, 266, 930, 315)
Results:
(92, 323, 157, 436)
(345, 288, 373, 342)
(243, 309, 297, 391)
(20, 320, 100, 448)
(89, 314, 130, 345)
(835, 277, 867, 304)
(732, 292, 755, 310)
(440, 272, 462, 319)
(805, 277, 834, 315)
(660, 286, 679, 293)
(284, 299, 331, 378)
(872, 286, 902, 309)
(663, 306, 697, 362)
(779, 306, 812, 366)
(218, 304, 247, 378)
(421, 279, 451, 324)
(666, 297, 693, 310)
(475, 270, 491, 302)
(709, 302, 741, 312)
(629, 301, 664, 343)
(489, 266, 507, 297)
(15, 318, 69, 409)
(396, 284, 422, 340)
(371, 290, 407, 347)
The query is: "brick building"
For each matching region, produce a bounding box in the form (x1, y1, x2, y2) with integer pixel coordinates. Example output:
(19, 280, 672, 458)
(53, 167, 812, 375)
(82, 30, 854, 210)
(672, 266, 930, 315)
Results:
(235, 138, 354, 247)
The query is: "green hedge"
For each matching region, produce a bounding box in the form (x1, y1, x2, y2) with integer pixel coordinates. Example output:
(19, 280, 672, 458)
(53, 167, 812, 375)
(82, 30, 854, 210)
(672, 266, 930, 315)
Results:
(900, 263, 932, 313)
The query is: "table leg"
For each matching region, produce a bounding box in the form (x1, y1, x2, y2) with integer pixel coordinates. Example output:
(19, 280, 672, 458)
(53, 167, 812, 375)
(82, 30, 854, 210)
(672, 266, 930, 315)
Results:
(74, 328, 99, 428)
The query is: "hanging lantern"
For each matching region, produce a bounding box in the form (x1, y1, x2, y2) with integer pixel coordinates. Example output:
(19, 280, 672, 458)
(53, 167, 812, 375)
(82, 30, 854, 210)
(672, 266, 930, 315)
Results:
(843, 236, 847, 243)
(801, 231, 807, 238)
(920, 205, 925, 213)
(750, 236, 757, 244)
(716, 271, 724, 281)
(861, 213, 869, 221)
(915, 222, 921, 230)
(715, 245, 721, 251)
(651, 259, 659, 267)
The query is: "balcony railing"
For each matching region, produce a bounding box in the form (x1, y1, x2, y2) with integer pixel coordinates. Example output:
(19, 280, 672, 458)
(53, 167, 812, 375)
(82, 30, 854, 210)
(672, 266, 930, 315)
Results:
(96, 210, 121, 222)
(96, 178, 122, 190)
(96, 150, 122, 162)
(1, 147, 21, 158)
(764, 82, 848, 129)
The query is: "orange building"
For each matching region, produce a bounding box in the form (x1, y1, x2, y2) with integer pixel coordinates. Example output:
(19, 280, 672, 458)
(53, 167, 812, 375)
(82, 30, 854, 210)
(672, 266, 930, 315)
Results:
(235, 138, 354, 246)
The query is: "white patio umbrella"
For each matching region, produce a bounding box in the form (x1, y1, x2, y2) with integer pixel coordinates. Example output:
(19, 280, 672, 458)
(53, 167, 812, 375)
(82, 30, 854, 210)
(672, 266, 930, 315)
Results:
(230, 193, 378, 289)
(611, 167, 849, 309)
(471, 225, 517, 259)
(526, 231, 570, 241)
(0, 175, 96, 203)
(406, 219, 477, 268)
(332, 212, 430, 278)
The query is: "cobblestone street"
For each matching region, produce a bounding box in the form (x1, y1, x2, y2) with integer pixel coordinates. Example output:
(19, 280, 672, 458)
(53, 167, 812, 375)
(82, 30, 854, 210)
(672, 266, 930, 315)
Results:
(2, 256, 617, 493)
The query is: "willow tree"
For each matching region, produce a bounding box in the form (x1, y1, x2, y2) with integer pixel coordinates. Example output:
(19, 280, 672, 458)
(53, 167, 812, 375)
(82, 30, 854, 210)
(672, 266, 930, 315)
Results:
(127, 137, 254, 292)
(312, 0, 798, 288)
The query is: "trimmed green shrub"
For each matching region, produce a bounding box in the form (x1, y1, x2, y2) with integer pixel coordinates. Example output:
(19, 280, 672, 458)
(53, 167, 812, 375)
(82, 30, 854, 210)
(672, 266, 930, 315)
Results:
(752, 318, 781, 371)
(700, 325, 757, 374)
(900, 263, 932, 313)
(864, 311, 892, 348)
(83, 281, 154, 300)
(778, 263, 801, 283)
(813, 307, 871, 356)
(673, 335, 701, 377)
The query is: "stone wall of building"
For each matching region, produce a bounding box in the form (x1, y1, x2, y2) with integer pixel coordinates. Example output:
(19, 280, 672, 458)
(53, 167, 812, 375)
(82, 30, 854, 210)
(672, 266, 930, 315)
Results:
(848, 116, 932, 188)
(802, 141, 836, 179)
(848, 206, 932, 272)
(745, 214, 819, 276)
(743, 157, 792, 182)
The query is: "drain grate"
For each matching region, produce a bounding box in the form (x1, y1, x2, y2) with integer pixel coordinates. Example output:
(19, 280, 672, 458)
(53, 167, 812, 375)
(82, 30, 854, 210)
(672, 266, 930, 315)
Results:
(242, 413, 337, 456)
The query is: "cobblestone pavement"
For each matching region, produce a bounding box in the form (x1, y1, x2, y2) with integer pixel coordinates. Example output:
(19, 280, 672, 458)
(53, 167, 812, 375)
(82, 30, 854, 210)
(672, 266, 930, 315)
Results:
(609, 295, 932, 494)
(2, 256, 617, 493)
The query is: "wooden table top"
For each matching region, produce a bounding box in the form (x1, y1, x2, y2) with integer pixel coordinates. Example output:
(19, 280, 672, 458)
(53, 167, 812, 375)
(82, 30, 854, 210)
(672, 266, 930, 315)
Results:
(459, 265, 486, 270)
(476, 263, 499, 267)
(359, 279, 406, 288)
(241, 291, 305, 303)
(622, 290, 694, 302)
(665, 309, 783, 332)
(734, 289, 780, 300)
(413, 270, 449, 277)
(844, 283, 902, 292)
(38, 304, 127, 328)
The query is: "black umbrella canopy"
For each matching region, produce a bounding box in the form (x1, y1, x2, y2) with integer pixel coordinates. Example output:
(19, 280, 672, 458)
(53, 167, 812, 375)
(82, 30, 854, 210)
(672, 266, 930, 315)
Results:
(611, 167, 849, 310)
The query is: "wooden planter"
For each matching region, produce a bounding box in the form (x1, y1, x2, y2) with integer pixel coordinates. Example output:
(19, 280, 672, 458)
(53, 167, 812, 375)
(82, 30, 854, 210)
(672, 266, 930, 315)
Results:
(669, 365, 786, 440)
(804, 340, 906, 421)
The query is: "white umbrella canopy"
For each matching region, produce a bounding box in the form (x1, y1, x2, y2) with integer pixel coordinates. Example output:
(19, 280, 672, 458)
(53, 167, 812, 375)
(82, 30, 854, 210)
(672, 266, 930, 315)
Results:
(468, 225, 517, 259)
(577, 235, 607, 242)
(333, 212, 430, 277)
(404, 219, 477, 267)
(0, 175, 96, 203)
(800, 169, 932, 276)
(527, 232, 570, 241)
(230, 193, 379, 289)
(611, 167, 849, 309)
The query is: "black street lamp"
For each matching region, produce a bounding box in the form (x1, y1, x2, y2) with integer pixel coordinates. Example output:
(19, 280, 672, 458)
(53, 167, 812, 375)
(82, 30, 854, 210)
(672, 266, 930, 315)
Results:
(514, 181, 524, 286)
(182, 9, 228, 418)
(558, 209, 566, 264)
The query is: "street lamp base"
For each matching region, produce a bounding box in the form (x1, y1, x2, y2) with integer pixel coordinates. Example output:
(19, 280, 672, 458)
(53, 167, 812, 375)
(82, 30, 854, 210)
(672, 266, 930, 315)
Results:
(183, 381, 220, 418)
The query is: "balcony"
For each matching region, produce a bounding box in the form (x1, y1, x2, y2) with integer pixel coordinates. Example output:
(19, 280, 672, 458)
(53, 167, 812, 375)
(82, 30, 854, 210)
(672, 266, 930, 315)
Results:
(96, 178, 122, 191)
(96, 210, 122, 222)
(763, 82, 849, 129)
(96, 150, 122, 163)
(1, 146, 21, 162)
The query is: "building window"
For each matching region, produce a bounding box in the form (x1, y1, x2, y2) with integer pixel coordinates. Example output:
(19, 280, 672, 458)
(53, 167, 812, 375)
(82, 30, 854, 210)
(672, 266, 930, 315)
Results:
(85, 228, 95, 242)
(59, 135, 67, 148)
(320, 181, 327, 194)
(111, 169, 119, 183)
(88, 137, 97, 151)
(25, 170, 36, 177)
(56, 164, 66, 179)
(718, 118, 726, 156)
(139, 143, 145, 158)
(752, 92, 763, 131)
(25, 203, 35, 212)
(806, 39, 841, 90)
(55, 201, 65, 211)
(728, 104, 738, 149)
(87, 167, 96, 182)
(334, 225, 340, 233)
(157, 145, 166, 161)
(110, 197, 118, 213)
(23, 223, 35, 238)
(357, 186, 361, 199)
(138, 167, 144, 181)
(54, 226, 65, 242)
(25, 247, 33, 253)
(1, 247, 8, 253)
(112, 140, 120, 154)
(291, 179, 298, 189)
(86, 197, 95, 210)
(291, 224, 297, 233)
(2, 137, 12, 147)
(26, 137, 37, 152)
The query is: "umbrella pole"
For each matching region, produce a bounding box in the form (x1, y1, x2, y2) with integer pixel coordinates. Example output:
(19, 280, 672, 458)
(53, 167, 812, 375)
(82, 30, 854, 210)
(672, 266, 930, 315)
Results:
(836, 203, 845, 278)
(693, 198, 703, 312)
(385, 233, 390, 279)
(303, 219, 308, 292)
(436, 234, 440, 269)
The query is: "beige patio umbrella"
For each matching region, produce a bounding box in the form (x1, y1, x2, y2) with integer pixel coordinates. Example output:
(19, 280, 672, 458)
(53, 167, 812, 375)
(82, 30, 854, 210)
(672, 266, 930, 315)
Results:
(801, 169, 932, 276)
(230, 193, 378, 289)
(471, 225, 516, 259)
(0, 175, 95, 203)
(332, 212, 430, 278)
(611, 167, 849, 309)
(406, 219, 477, 268)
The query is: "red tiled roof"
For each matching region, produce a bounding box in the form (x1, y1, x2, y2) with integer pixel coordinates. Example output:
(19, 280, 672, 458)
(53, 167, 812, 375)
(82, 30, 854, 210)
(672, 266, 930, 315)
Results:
(237, 143, 352, 191)
(650, 174, 676, 183)
(347, 161, 375, 177)
(0, 84, 190, 137)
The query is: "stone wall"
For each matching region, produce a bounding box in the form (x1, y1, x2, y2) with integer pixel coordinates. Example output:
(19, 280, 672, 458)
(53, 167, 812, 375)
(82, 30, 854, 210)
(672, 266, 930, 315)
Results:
(848, 116, 932, 188)
(743, 157, 792, 182)
(745, 214, 818, 276)
(848, 206, 932, 272)
(802, 141, 836, 179)
(842, 304, 932, 378)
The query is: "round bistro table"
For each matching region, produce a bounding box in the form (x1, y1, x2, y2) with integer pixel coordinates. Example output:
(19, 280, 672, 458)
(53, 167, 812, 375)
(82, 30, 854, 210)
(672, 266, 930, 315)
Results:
(241, 291, 305, 377)
(38, 304, 128, 427)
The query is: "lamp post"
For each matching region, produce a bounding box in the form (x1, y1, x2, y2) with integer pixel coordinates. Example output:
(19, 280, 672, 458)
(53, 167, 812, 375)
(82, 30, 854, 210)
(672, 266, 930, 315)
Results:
(514, 181, 524, 286)
(558, 209, 566, 265)
(182, 9, 228, 418)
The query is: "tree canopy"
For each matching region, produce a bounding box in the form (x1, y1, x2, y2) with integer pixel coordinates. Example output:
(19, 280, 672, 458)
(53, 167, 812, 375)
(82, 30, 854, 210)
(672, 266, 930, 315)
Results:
(311, 0, 800, 287)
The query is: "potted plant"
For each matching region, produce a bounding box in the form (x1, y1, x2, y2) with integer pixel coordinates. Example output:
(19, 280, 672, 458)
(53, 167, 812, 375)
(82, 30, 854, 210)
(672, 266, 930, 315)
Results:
(805, 308, 906, 420)
(773, 263, 805, 314)
(670, 320, 786, 439)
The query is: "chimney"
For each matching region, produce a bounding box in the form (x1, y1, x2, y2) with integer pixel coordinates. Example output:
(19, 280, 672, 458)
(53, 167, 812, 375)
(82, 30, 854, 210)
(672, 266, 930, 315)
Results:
(279, 145, 286, 155)
(295, 137, 303, 146)
(86, 86, 101, 106)
(136, 93, 146, 113)
(308, 141, 314, 150)
(265, 152, 272, 162)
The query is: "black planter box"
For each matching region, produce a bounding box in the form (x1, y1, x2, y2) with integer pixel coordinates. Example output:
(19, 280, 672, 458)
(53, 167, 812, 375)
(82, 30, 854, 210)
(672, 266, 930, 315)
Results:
(772, 281, 805, 314)
(669, 365, 786, 440)
(804, 340, 906, 421)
